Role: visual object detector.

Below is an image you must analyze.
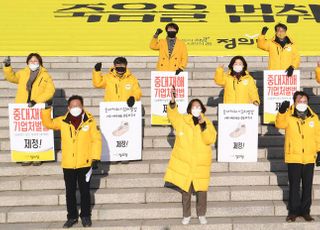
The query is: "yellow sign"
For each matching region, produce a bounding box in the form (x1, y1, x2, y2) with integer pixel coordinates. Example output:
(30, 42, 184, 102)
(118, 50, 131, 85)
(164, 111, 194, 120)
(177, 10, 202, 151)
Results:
(0, 0, 319, 56)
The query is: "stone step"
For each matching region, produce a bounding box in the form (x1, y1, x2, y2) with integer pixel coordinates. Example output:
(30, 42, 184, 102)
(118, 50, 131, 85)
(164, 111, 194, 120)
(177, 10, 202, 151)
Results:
(0, 134, 285, 151)
(2, 185, 320, 207)
(1, 55, 317, 63)
(2, 171, 318, 192)
(0, 57, 318, 69)
(0, 146, 286, 163)
(1, 78, 319, 93)
(1, 216, 320, 230)
(0, 117, 288, 139)
(1, 200, 320, 223)
(0, 158, 300, 178)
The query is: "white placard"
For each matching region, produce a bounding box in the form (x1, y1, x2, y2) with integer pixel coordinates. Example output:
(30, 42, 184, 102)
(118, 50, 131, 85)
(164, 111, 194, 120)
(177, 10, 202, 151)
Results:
(218, 104, 258, 162)
(151, 71, 188, 125)
(8, 103, 55, 162)
(99, 101, 142, 161)
(263, 70, 300, 124)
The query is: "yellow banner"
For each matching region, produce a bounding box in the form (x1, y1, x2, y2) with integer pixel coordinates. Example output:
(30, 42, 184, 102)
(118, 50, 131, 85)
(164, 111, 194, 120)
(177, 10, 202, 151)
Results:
(0, 0, 319, 56)
(12, 149, 55, 162)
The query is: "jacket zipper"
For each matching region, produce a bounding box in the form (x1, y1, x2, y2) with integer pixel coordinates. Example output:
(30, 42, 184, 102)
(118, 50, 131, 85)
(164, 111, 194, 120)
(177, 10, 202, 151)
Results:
(38, 77, 43, 87)
(296, 121, 305, 154)
(115, 84, 119, 99)
(28, 69, 41, 103)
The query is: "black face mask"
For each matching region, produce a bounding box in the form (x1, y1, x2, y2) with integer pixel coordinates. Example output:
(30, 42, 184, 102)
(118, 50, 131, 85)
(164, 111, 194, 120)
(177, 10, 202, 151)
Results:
(167, 31, 177, 38)
(115, 67, 126, 73)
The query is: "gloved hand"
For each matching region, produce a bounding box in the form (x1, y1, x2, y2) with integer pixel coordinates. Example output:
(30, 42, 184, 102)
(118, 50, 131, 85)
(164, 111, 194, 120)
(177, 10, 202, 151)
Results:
(261, 26, 269, 35)
(155, 28, 163, 36)
(94, 62, 102, 71)
(3, 56, 11, 67)
(175, 68, 183, 75)
(28, 100, 36, 108)
(285, 66, 294, 77)
(279, 101, 290, 114)
(45, 99, 53, 109)
(316, 153, 320, 167)
(92, 160, 99, 170)
(127, 96, 135, 107)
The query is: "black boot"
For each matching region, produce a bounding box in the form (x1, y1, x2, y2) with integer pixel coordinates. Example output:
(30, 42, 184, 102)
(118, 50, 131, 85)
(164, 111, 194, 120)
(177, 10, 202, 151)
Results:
(63, 218, 78, 228)
(81, 216, 92, 227)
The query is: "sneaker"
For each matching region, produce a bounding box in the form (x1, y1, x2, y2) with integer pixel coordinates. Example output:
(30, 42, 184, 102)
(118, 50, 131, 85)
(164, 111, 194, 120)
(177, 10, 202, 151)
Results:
(32, 161, 42, 166)
(181, 216, 191, 225)
(63, 218, 78, 228)
(112, 121, 129, 136)
(81, 216, 92, 227)
(198, 216, 208, 225)
(21, 161, 32, 166)
(229, 123, 246, 138)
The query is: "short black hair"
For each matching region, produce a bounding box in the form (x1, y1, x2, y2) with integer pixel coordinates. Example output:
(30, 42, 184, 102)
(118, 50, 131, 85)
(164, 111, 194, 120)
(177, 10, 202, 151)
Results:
(275, 23, 287, 32)
(186, 99, 206, 114)
(228, 56, 248, 76)
(293, 91, 309, 102)
(26, 53, 43, 66)
(165, 23, 179, 33)
(68, 95, 84, 106)
(113, 57, 128, 66)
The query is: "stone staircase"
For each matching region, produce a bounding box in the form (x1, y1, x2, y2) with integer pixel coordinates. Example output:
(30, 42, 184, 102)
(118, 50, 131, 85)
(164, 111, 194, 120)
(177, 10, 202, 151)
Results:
(0, 56, 320, 229)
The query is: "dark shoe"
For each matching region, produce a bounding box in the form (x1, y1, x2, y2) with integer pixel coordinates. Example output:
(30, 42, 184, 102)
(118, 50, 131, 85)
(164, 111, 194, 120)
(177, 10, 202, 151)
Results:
(302, 214, 314, 222)
(286, 214, 297, 222)
(81, 217, 92, 227)
(32, 161, 42, 166)
(63, 218, 78, 228)
(21, 161, 32, 166)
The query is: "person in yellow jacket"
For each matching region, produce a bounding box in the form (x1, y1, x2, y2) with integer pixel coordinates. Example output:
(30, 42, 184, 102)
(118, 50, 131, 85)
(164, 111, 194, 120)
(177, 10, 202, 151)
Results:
(2, 53, 55, 166)
(2, 54, 55, 105)
(314, 62, 320, 84)
(92, 57, 142, 107)
(257, 23, 300, 76)
(275, 91, 320, 223)
(164, 86, 216, 225)
(41, 95, 102, 228)
(214, 56, 260, 105)
(150, 23, 188, 74)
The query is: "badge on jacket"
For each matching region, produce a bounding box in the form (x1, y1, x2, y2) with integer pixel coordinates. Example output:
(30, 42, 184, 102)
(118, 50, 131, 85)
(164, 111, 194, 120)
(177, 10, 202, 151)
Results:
(309, 121, 314, 128)
(125, 84, 132, 90)
(82, 125, 89, 132)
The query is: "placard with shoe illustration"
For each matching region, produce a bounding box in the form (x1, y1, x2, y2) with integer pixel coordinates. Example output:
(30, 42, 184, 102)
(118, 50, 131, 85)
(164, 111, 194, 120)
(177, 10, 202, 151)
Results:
(218, 104, 258, 162)
(99, 101, 142, 161)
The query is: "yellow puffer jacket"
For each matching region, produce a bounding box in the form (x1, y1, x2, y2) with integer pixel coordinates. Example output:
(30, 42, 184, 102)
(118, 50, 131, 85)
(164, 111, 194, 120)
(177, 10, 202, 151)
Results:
(214, 67, 260, 104)
(41, 108, 102, 169)
(257, 35, 300, 70)
(275, 105, 320, 164)
(164, 104, 217, 192)
(3, 66, 55, 103)
(150, 37, 188, 71)
(315, 67, 320, 84)
(92, 67, 142, 102)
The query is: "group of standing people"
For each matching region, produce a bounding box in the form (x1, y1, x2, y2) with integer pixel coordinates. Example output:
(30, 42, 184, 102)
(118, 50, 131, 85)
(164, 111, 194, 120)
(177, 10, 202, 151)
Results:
(2, 22, 320, 227)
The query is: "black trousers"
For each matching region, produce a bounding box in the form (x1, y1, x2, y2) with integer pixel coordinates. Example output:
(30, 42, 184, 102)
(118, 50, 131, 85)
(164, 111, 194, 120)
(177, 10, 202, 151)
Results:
(287, 163, 314, 216)
(63, 167, 91, 219)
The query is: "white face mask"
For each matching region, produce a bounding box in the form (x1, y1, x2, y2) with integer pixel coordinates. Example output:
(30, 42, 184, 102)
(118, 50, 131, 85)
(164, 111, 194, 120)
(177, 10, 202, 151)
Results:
(233, 65, 243, 73)
(29, 63, 39, 71)
(191, 107, 202, 117)
(70, 107, 82, 117)
(296, 103, 308, 112)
